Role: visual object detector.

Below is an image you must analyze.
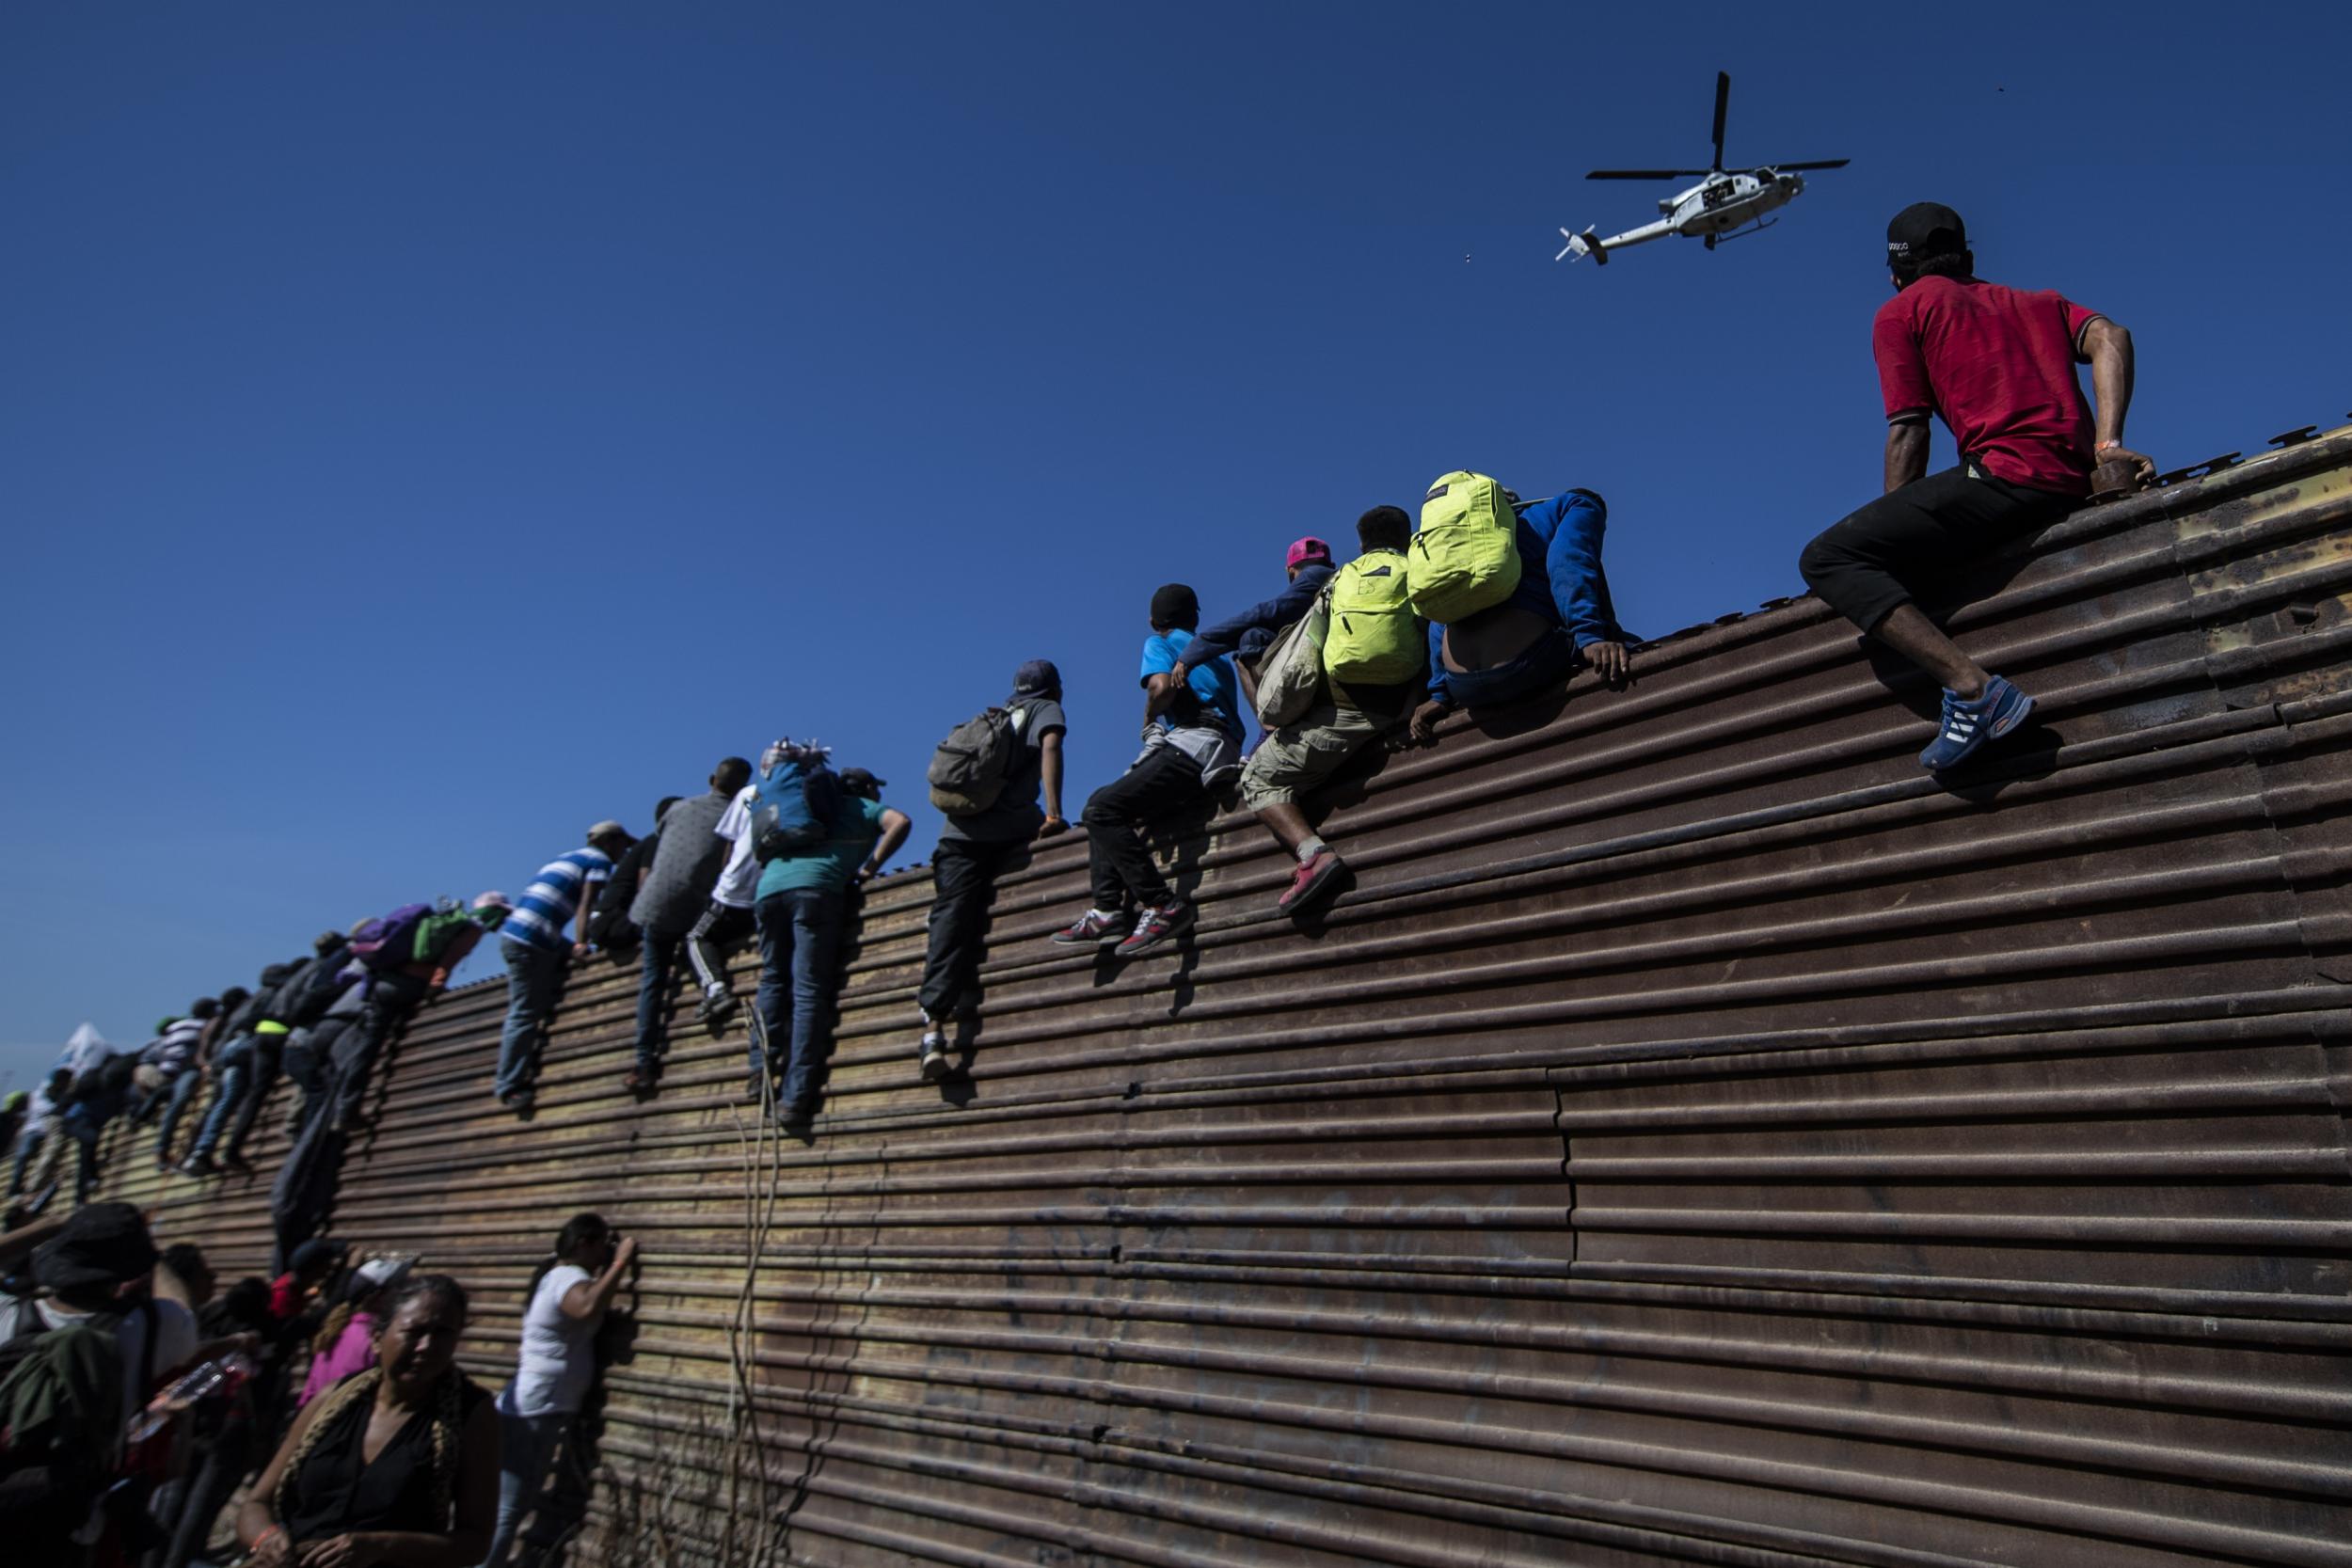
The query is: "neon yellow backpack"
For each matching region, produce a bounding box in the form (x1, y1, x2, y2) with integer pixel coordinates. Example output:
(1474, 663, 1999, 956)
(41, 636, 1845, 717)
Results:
(1409, 470, 1523, 624)
(1322, 550, 1423, 685)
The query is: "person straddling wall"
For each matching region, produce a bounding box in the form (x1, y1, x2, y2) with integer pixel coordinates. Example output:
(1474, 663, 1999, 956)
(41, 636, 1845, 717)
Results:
(1799, 200, 2155, 772)
(1406, 478, 1630, 746)
(1176, 535, 1336, 723)
(1237, 507, 1430, 915)
(1052, 584, 1243, 958)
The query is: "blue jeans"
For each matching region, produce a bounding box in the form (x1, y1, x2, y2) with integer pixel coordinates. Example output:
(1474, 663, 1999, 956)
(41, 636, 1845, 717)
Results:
(633, 929, 687, 1072)
(1441, 624, 1579, 711)
(753, 887, 846, 1109)
(8, 1129, 41, 1196)
(153, 1067, 205, 1164)
(496, 940, 570, 1099)
(187, 1036, 256, 1159)
(483, 1409, 576, 1568)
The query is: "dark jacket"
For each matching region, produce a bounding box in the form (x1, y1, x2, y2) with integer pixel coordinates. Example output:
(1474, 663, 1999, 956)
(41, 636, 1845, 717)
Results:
(1178, 562, 1337, 670)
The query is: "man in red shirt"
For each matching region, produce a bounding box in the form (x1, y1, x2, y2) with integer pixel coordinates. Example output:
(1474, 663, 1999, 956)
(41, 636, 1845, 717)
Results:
(1800, 202, 2156, 770)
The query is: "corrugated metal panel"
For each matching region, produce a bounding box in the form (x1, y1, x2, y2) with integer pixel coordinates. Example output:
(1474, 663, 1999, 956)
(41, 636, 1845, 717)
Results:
(98, 426, 2352, 1567)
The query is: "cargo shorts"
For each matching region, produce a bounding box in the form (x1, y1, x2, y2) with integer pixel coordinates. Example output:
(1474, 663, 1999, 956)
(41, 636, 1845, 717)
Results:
(1238, 700, 1395, 811)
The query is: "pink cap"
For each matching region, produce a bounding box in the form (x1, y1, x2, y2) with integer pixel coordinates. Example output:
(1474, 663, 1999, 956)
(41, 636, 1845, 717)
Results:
(1285, 536, 1332, 569)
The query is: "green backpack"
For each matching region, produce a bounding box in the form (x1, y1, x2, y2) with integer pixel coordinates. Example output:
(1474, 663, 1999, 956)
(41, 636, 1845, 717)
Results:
(1322, 551, 1423, 685)
(1408, 470, 1523, 624)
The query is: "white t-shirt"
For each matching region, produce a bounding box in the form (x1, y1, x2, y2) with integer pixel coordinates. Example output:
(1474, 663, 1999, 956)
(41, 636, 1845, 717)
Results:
(709, 785, 759, 910)
(499, 1263, 595, 1418)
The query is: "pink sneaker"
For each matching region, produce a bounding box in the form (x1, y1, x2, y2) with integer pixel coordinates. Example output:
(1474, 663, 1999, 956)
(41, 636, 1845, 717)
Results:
(1278, 849, 1345, 913)
(1115, 899, 1195, 957)
(1052, 909, 1130, 947)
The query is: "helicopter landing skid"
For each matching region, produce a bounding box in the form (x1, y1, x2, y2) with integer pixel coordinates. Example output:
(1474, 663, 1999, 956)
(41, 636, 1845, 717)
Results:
(1710, 215, 1780, 246)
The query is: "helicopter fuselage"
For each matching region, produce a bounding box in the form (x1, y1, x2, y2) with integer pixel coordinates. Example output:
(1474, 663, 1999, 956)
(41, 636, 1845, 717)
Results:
(1662, 170, 1804, 236)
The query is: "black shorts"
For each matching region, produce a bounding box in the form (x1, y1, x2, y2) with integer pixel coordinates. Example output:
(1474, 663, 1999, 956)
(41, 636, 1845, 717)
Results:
(1800, 466, 2074, 634)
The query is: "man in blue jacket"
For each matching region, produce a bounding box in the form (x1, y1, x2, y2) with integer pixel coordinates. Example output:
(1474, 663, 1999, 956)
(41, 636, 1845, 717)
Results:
(1407, 487, 1630, 742)
(1172, 536, 1337, 715)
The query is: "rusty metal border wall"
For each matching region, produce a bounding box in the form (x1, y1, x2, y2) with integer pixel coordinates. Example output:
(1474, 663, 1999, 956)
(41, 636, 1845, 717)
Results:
(100, 428, 2352, 1567)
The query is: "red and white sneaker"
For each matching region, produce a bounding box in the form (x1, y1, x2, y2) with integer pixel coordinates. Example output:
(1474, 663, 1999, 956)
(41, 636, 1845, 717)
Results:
(1278, 849, 1345, 914)
(1115, 899, 1195, 957)
(1052, 909, 1130, 947)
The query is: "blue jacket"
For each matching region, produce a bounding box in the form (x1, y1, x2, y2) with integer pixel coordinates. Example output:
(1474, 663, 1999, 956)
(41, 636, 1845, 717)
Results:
(1425, 489, 1622, 698)
(1178, 562, 1337, 669)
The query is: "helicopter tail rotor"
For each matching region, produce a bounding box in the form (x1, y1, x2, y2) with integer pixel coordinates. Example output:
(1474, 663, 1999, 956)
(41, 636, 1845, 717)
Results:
(1556, 226, 1607, 265)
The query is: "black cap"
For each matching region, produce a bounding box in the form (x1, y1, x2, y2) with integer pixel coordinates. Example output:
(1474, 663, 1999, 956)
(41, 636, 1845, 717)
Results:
(838, 767, 886, 798)
(32, 1201, 157, 1292)
(1013, 659, 1061, 699)
(1888, 202, 1965, 265)
(1151, 583, 1200, 628)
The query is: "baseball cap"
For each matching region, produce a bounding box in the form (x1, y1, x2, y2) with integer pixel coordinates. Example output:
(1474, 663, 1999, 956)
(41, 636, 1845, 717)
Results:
(1887, 202, 1966, 265)
(346, 1255, 415, 1301)
(838, 767, 887, 797)
(1151, 583, 1200, 626)
(585, 819, 628, 845)
(1285, 536, 1332, 569)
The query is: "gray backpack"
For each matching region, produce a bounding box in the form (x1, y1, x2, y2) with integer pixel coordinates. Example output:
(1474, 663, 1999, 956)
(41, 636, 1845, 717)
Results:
(928, 705, 1026, 816)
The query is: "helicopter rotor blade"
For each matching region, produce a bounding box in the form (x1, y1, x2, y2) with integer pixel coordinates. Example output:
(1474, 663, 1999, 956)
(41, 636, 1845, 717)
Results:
(1762, 158, 1851, 171)
(1710, 71, 1729, 171)
(1584, 168, 1711, 181)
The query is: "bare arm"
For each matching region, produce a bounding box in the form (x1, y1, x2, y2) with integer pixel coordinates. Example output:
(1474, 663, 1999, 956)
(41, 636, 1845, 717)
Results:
(2079, 317, 2155, 488)
(1038, 730, 1067, 832)
(861, 811, 914, 881)
(1142, 671, 1186, 721)
(571, 883, 603, 954)
(1884, 418, 1931, 493)
(559, 1238, 640, 1323)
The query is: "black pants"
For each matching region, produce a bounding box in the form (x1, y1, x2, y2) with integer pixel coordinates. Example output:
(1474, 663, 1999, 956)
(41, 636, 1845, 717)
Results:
(1800, 466, 2073, 634)
(686, 902, 756, 997)
(1081, 745, 1206, 911)
(920, 837, 1026, 1020)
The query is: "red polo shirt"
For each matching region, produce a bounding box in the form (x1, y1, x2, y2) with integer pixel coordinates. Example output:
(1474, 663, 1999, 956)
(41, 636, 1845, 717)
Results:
(1873, 275, 2104, 497)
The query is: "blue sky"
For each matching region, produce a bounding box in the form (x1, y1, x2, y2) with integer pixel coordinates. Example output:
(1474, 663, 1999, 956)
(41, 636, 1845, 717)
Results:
(5, 2, 2348, 1086)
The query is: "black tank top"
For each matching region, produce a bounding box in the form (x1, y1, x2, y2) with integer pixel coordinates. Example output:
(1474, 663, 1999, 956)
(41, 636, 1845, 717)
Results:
(282, 1377, 488, 1544)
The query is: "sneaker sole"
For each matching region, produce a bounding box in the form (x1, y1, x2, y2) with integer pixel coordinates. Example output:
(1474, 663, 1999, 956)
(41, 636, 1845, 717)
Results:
(1279, 862, 1345, 914)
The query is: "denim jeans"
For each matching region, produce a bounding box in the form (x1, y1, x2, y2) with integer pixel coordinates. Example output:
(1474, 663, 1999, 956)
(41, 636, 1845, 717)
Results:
(496, 940, 570, 1099)
(7, 1129, 40, 1195)
(153, 1067, 205, 1164)
(483, 1409, 577, 1568)
(753, 887, 846, 1108)
(633, 929, 687, 1072)
(1441, 623, 1579, 711)
(187, 1035, 256, 1159)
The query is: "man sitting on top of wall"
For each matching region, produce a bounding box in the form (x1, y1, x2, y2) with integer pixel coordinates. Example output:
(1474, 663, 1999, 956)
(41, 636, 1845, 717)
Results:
(1799, 200, 2155, 772)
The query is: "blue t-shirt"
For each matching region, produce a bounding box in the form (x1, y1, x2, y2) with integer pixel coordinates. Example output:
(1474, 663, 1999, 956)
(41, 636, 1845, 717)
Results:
(756, 796, 889, 900)
(1140, 628, 1242, 739)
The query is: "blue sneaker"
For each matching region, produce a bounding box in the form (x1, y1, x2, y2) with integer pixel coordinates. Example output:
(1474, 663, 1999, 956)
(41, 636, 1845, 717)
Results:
(1919, 675, 2034, 771)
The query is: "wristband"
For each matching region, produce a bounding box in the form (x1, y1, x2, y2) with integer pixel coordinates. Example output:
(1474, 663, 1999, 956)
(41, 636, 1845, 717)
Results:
(251, 1524, 283, 1555)
(2095, 439, 2123, 452)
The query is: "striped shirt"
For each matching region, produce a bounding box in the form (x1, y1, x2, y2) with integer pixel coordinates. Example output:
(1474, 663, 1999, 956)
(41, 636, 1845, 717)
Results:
(501, 847, 614, 950)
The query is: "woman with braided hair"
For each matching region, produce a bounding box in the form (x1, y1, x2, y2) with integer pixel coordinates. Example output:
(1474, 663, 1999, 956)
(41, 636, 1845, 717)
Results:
(235, 1274, 498, 1568)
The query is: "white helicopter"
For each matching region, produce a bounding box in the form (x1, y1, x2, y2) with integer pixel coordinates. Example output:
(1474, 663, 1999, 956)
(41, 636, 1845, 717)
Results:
(1557, 72, 1847, 265)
